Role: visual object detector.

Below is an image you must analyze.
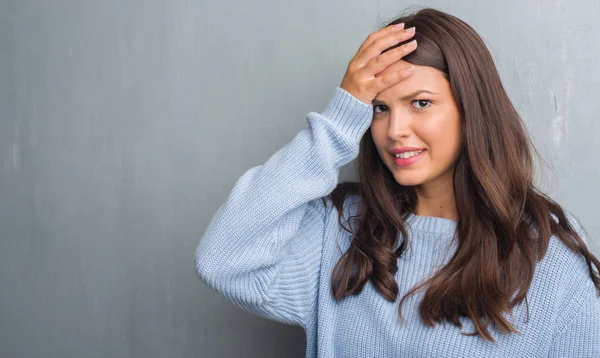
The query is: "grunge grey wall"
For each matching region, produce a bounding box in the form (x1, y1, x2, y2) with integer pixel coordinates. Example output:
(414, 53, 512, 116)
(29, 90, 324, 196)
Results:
(1, 0, 598, 357)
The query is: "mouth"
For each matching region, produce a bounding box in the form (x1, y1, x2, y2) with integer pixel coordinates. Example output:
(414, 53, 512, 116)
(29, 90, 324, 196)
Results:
(392, 149, 426, 167)
(392, 149, 425, 159)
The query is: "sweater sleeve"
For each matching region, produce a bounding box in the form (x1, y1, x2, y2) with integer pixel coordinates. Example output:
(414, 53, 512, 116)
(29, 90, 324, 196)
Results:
(194, 87, 373, 328)
(547, 281, 600, 357)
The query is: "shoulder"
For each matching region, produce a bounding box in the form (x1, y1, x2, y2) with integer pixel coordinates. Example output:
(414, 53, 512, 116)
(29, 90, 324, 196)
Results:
(544, 208, 592, 271)
(343, 193, 362, 215)
(316, 191, 359, 228)
(320, 192, 362, 252)
(542, 209, 593, 289)
(535, 209, 597, 311)
(324, 183, 363, 224)
(552, 209, 591, 247)
(337, 193, 363, 230)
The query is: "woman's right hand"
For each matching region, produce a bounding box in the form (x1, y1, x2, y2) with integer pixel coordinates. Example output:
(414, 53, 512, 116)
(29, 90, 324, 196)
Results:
(340, 23, 418, 104)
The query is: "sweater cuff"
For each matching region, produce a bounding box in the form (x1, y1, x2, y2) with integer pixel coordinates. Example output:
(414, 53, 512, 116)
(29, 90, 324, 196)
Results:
(319, 87, 373, 145)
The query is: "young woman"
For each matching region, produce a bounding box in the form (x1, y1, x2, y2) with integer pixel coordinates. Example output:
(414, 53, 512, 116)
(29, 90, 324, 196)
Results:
(195, 7, 600, 357)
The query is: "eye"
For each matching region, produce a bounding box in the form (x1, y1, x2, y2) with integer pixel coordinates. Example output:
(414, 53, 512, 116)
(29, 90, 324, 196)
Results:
(412, 99, 432, 110)
(373, 104, 387, 115)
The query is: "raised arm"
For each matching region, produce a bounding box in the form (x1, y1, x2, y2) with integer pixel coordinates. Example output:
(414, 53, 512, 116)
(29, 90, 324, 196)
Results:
(195, 22, 420, 328)
(195, 87, 372, 327)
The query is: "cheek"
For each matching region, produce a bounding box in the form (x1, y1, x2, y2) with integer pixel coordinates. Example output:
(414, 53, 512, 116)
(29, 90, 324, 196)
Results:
(421, 113, 462, 159)
(369, 123, 387, 151)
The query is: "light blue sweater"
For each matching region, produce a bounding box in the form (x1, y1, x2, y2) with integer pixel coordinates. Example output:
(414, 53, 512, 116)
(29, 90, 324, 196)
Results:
(195, 87, 600, 357)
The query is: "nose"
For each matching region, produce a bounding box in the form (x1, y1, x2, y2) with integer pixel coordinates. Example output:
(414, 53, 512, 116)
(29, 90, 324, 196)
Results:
(387, 108, 413, 140)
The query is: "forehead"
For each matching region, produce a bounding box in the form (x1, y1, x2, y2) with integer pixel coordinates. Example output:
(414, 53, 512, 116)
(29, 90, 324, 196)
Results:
(375, 61, 450, 100)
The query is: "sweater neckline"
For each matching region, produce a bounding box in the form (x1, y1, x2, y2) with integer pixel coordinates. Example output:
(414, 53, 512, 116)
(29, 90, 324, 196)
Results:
(405, 213, 457, 235)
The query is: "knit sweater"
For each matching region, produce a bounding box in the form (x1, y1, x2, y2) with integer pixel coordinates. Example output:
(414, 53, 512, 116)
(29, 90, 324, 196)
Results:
(195, 87, 600, 357)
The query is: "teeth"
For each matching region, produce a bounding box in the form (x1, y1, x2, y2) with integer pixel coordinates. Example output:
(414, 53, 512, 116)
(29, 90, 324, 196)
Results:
(395, 149, 423, 159)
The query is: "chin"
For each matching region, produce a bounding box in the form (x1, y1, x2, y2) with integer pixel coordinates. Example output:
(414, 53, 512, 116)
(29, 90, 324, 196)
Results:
(393, 175, 425, 187)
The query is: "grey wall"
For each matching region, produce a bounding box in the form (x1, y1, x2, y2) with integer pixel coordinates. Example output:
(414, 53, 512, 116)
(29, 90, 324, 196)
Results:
(1, 0, 598, 357)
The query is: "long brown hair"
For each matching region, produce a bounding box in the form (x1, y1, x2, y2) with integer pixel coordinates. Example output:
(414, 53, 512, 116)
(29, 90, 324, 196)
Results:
(324, 7, 600, 343)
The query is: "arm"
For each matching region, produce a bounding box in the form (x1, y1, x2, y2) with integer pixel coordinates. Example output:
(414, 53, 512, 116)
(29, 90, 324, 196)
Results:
(194, 87, 372, 328)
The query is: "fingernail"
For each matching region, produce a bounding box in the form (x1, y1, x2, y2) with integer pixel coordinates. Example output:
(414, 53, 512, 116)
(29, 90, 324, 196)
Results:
(406, 26, 415, 33)
(395, 23, 405, 30)
(405, 66, 415, 74)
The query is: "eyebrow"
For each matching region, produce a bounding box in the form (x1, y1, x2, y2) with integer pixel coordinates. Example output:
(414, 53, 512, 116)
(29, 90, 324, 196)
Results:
(372, 90, 437, 104)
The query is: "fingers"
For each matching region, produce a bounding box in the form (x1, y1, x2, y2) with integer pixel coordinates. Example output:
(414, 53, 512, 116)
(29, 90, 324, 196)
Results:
(340, 24, 418, 104)
(353, 26, 416, 69)
(373, 59, 414, 79)
(361, 39, 417, 77)
(355, 23, 405, 55)
(371, 67, 416, 93)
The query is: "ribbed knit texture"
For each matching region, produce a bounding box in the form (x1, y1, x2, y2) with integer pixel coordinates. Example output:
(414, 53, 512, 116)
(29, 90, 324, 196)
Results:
(195, 87, 600, 357)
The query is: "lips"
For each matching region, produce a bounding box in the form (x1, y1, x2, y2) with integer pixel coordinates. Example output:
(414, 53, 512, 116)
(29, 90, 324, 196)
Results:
(389, 147, 425, 155)
(391, 149, 426, 167)
(393, 149, 424, 159)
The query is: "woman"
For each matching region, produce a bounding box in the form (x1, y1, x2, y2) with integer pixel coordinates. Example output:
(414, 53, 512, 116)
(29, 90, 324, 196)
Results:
(195, 7, 600, 357)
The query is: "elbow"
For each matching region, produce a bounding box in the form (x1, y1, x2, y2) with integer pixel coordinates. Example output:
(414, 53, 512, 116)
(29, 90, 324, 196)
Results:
(194, 243, 215, 285)
(194, 244, 267, 309)
(194, 239, 230, 288)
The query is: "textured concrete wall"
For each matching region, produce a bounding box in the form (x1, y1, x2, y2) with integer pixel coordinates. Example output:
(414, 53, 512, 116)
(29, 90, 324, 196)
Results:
(1, 0, 598, 357)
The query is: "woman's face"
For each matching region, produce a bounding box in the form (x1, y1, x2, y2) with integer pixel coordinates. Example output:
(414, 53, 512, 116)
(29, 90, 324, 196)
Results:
(370, 62, 463, 189)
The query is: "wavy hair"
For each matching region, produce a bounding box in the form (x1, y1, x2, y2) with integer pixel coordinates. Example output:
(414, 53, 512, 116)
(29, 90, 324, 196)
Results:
(324, 7, 600, 342)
